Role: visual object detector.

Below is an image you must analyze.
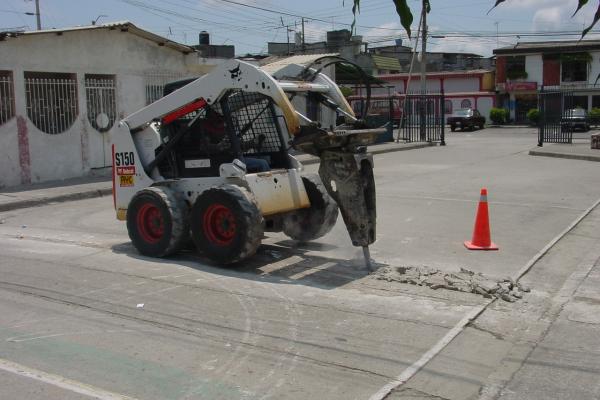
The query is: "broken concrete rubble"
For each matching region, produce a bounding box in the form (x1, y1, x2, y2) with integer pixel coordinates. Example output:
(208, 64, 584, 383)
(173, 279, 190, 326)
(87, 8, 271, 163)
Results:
(375, 265, 530, 302)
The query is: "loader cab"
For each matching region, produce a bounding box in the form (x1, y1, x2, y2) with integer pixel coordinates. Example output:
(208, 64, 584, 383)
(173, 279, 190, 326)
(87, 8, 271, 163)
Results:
(155, 81, 291, 179)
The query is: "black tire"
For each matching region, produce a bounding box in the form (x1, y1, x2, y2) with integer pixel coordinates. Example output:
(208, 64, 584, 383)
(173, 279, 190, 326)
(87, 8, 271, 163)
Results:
(450, 126, 456, 132)
(126, 186, 189, 257)
(283, 174, 339, 242)
(191, 185, 263, 264)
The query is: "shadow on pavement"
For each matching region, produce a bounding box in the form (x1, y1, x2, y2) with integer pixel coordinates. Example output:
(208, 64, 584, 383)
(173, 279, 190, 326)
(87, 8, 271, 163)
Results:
(111, 240, 386, 290)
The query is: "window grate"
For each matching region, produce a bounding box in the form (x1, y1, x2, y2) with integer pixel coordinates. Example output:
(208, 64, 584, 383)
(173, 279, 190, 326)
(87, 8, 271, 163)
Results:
(144, 72, 189, 105)
(85, 75, 117, 133)
(24, 73, 78, 135)
(0, 71, 15, 126)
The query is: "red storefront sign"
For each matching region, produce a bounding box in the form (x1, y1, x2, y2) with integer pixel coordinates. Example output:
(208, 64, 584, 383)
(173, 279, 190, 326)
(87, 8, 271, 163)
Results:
(505, 81, 537, 91)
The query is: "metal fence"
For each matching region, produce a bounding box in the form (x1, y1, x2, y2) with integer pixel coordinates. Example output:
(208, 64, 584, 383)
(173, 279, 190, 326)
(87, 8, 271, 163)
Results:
(399, 92, 446, 145)
(85, 76, 117, 133)
(0, 72, 15, 126)
(538, 89, 574, 146)
(25, 76, 78, 134)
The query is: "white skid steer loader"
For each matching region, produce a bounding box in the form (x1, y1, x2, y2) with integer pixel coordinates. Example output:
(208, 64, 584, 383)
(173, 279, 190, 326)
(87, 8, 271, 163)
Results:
(112, 57, 383, 266)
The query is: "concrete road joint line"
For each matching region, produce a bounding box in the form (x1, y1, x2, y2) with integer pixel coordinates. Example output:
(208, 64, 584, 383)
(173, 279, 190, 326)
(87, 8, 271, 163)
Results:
(511, 196, 600, 283)
(368, 196, 600, 400)
(478, 238, 600, 400)
(0, 357, 139, 400)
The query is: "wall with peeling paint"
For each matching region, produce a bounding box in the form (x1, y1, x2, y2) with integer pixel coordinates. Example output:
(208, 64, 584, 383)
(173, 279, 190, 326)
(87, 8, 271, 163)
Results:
(0, 26, 210, 188)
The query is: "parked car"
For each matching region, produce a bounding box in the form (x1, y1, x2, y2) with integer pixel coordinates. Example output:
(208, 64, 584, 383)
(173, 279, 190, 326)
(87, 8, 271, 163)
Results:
(448, 108, 486, 131)
(561, 109, 591, 132)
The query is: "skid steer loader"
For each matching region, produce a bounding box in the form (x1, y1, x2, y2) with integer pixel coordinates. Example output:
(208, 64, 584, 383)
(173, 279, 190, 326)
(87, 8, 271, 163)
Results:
(112, 57, 383, 266)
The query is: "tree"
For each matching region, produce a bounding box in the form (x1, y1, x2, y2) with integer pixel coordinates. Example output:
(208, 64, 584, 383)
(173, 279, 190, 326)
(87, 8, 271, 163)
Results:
(350, 0, 600, 38)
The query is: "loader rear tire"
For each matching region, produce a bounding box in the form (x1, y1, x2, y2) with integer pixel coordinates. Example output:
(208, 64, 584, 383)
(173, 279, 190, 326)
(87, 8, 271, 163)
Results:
(191, 185, 264, 265)
(283, 174, 339, 242)
(127, 186, 189, 257)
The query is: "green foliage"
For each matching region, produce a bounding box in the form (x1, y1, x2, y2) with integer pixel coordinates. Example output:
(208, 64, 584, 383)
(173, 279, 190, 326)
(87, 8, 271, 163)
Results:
(350, 0, 599, 39)
(527, 109, 540, 125)
(590, 107, 600, 118)
(339, 86, 354, 97)
(490, 108, 507, 125)
(590, 107, 600, 125)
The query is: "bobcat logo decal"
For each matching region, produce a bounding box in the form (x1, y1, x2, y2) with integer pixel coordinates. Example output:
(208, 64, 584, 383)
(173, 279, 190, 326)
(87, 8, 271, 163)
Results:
(228, 64, 242, 81)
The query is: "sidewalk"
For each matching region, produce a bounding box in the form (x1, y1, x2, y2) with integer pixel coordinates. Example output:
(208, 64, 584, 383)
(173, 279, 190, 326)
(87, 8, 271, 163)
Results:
(0, 140, 434, 213)
(530, 142, 600, 162)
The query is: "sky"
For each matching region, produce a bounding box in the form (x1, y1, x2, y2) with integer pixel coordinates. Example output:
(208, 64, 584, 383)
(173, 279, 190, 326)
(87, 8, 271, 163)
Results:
(1, 0, 600, 57)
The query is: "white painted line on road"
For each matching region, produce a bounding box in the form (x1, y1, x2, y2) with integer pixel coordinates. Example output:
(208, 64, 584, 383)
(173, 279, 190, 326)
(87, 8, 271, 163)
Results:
(368, 196, 600, 400)
(0, 358, 138, 400)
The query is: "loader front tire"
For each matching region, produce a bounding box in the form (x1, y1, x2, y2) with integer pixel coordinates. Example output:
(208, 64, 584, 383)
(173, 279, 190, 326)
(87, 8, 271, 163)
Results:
(283, 174, 339, 242)
(127, 186, 189, 257)
(191, 185, 264, 265)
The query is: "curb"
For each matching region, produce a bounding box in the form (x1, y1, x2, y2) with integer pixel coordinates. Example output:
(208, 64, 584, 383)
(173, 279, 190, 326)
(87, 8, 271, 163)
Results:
(0, 142, 436, 213)
(0, 188, 112, 213)
(529, 150, 600, 163)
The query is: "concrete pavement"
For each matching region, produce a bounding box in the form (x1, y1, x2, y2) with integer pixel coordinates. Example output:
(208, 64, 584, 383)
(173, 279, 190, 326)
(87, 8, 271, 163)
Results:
(1, 129, 600, 399)
(389, 200, 600, 400)
(0, 140, 432, 213)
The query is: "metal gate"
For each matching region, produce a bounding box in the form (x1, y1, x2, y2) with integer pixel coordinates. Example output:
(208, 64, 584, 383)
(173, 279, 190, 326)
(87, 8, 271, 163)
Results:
(538, 89, 574, 146)
(399, 92, 445, 145)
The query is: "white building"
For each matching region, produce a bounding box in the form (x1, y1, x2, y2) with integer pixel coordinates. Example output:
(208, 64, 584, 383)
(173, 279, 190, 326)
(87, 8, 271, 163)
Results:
(494, 40, 600, 122)
(0, 21, 217, 188)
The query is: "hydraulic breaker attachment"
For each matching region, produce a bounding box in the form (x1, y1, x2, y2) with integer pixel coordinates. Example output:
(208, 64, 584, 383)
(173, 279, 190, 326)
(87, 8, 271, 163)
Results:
(292, 125, 383, 269)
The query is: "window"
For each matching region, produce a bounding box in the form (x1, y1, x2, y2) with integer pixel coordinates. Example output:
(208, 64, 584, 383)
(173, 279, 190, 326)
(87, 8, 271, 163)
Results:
(592, 95, 600, 108)
(24, 72, 78, 134)
(0, 71, 15, 126)
(461, 99, 472, 109)
(506, 56, 527, 80)
(444, 100, 452, 114)
(562, 55, 588, 82)
(85, 74, 116, 133)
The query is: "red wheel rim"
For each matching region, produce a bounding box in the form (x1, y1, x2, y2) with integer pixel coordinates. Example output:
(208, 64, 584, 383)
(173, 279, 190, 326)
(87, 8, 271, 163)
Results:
(203, 204, 236, 246)
(136, 203, 165, 244)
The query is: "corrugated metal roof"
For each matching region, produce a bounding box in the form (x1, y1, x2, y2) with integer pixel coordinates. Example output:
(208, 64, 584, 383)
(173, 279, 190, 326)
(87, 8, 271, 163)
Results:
(371, 54, 401, 71)
(4, 21, 195, 54)
(260, 53, 339, 75)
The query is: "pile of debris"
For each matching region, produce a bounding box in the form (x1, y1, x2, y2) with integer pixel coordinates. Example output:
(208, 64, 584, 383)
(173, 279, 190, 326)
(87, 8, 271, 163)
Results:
(375, 265, 530, 302)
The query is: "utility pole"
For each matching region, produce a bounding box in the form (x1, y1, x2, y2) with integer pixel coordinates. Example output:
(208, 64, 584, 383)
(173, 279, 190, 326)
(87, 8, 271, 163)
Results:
(34, 0, 41, 30)
(495, 22, 499, 48)
(301, 17, 305, 53)
(419, 0, 427, 140)
(420, 0, 427, 94)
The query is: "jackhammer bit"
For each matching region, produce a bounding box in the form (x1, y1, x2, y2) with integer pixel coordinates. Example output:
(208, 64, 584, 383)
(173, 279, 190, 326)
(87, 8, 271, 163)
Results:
(292, 125, 382, 270)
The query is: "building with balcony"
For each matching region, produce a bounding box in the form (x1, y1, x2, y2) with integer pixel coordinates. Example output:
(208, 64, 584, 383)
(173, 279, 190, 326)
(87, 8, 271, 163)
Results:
(494, 40, 600, 123)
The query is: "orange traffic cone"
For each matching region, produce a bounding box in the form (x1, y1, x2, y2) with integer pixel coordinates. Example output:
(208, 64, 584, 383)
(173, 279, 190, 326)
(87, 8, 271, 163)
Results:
(464, 188, 498, 251)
